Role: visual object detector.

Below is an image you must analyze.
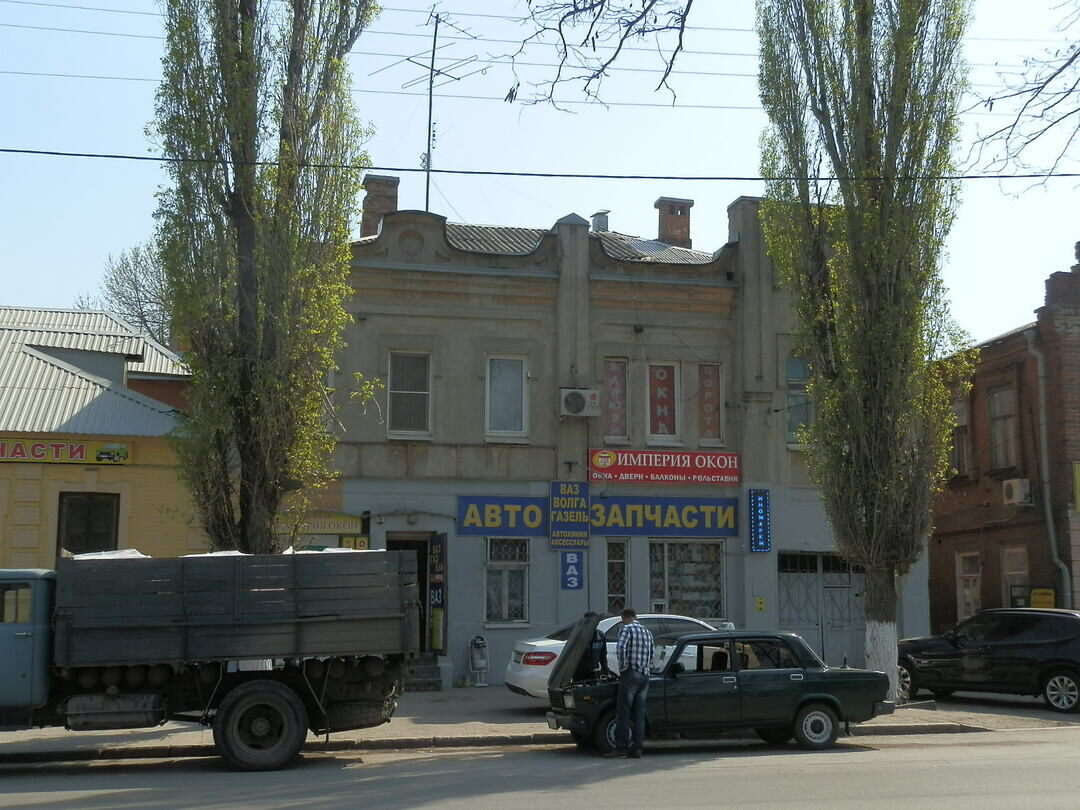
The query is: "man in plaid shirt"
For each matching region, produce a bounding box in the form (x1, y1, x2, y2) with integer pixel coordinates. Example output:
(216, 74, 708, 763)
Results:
(606, 608, 654, 758)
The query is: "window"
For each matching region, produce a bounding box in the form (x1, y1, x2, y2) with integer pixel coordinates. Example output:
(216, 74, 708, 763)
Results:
(485, 538, 528, 623)
(698, 363, 723, 444)
(486, 356, 527, 438)
(735, 638, 800, 670)
(951, 400, 969, 476)
(602, 358, 629, 441)
(988, 387, 1018, 469)
(1, 584, 31, 623)
(1002, 546, 1029, 606)
(785, 354, 812, 444)
(649, 541, 724, 619)
(647, 362, 681, 444)
(606, 539, 628, 613)
(388, 352, 430, 436)
(57, 492, 119, 559)
(956, 552, 981, 621)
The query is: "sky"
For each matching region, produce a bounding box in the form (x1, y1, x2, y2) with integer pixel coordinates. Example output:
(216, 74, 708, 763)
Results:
(1, 0, 1076, 344)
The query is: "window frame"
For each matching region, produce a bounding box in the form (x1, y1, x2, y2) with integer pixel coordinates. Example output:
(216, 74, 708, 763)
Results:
(484, 537, 530, 624)
(785, 353, 812, 446)
(698, 363, 724, 446)
(1002, 545, 1029, 606)
(602, 358, 630, 442)
(485, 354, 529, 441)
(956, 551, 982, 622)
(57, 491, 120, 561)
(646, 361, 682, 446)
(987, 386, 1019, 470)
(606, 538, 628, 614)
(387, 351, 432, 439)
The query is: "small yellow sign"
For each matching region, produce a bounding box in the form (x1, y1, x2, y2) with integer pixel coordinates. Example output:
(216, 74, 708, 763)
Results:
(755, 596, 766, 612)
(1030, 588, 1056, 608)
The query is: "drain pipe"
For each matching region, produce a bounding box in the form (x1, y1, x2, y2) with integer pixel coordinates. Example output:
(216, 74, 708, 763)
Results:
(1025, 327, 1073, 608)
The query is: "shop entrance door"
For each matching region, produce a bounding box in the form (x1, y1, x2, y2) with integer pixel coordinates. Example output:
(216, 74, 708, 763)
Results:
(387, 533, 431, 653)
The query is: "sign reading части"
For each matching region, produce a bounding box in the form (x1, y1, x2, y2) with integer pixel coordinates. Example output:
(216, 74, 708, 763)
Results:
(588, 448, 740, 485)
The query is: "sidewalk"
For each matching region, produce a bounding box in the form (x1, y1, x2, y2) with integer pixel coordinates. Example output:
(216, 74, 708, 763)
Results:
(2, 686, 1078, 764)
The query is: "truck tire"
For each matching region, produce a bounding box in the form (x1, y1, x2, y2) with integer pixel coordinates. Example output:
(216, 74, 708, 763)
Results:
(213, 680, 309, 771)
(792, 703, 839, 750)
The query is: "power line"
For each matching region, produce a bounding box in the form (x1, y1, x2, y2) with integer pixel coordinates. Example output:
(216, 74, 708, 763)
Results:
(1, 0, 1068, 44)
(2, 147, 1077, 182)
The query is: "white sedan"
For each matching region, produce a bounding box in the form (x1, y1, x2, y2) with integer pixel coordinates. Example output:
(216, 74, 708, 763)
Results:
(504, 613, 729, 699)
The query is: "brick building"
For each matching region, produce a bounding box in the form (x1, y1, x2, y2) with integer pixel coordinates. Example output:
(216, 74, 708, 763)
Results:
(329, 176, 930, 687)
(930, 244, 1080, 633)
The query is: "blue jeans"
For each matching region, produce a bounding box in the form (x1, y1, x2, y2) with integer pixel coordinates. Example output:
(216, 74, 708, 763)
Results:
(614, 669, 649, 752)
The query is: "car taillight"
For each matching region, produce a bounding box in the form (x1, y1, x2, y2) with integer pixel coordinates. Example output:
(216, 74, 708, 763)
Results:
(521, 651, 558, 666)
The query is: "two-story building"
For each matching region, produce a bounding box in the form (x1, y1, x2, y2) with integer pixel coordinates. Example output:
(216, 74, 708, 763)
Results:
(931, 245, 1080, 632)
(329, 176, 930, 687)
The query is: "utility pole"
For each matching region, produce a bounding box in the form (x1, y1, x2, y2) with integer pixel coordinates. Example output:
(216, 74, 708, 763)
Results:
(425, 13, 439, 211)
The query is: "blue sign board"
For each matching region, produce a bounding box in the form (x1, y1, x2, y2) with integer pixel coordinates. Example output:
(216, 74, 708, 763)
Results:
(561, 551, 585, 590)
(748, 489, 772, 552)
(457, 494, 738, 539)
(590, 496, 738, 538)
(550, 480, 590, 549)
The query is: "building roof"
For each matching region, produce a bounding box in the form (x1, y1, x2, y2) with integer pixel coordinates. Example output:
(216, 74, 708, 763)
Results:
(0, 307, 183, 436)
(0, 307, 187, 378)
(355, 217, 718, 265)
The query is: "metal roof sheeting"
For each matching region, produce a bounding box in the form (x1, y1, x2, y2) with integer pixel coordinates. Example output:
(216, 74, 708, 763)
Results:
(0, 306, 187, 378)
(0, 307, 182, 436)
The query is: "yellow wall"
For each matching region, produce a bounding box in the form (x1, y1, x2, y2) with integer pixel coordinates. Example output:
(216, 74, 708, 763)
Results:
(0, 433, 210, 568)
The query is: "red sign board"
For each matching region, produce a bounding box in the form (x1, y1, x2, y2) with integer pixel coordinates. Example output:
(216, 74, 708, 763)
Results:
(588, 449, 741, 485)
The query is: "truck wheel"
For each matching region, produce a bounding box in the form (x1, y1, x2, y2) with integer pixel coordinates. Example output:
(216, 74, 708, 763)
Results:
(793, 703, 839, 750)
(1043, 670, 1080, 713)
(213, 680, 308, 771)
(593, 710, 618, 754)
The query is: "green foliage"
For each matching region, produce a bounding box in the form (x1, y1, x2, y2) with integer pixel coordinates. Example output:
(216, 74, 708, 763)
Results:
(154, 0, 377, 553)
(757, 0, 975, 618)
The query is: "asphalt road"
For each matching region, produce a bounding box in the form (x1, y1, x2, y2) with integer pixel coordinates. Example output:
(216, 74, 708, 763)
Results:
(3, 726, 1080, 810)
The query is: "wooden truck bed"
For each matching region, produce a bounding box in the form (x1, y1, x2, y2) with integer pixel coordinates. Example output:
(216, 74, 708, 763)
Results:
(52, 552, 419, 668)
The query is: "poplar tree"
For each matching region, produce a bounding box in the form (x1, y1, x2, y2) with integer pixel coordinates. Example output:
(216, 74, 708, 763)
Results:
(757, 0, 974, 691)
(154, 0, 376, 553)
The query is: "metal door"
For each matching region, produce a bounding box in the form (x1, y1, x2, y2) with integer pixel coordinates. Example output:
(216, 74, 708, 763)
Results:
(779, 553, 866, 667)
(0, 578, 52, 709)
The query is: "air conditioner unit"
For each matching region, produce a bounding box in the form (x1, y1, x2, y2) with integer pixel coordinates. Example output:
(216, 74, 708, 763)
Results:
(559, 388, 601, 417)
(1002, 478, 1032, 506)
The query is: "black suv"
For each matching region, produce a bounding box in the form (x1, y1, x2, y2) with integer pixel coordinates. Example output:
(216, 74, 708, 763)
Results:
(898, 608, 1080, 712)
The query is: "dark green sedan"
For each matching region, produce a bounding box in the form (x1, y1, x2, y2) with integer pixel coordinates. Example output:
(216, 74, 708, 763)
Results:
(546, 615, 894, 754)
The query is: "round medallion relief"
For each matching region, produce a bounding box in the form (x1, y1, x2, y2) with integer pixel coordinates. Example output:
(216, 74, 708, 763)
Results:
(399, 229, 424, 256)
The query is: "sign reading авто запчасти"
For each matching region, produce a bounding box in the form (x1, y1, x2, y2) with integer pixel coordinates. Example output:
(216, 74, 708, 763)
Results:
(588, 448, 740, 484)
(457, 494, 737, 538)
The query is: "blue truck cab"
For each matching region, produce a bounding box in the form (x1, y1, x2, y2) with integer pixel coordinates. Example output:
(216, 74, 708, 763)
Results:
(0, 569, 55, 724)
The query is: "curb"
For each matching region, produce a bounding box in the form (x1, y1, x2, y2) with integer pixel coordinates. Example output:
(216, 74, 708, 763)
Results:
(0, 725, 985, 764)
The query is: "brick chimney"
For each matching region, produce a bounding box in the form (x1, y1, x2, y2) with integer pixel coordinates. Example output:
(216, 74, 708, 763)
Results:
(360, 174, 400, 237)
(654, 196, 694, 248)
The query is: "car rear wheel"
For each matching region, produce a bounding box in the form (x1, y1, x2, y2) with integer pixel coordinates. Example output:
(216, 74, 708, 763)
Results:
(1043, 670, 1080, 713)
(593, 710, 618, 754)
(898, 660, 918, 701)
(793, 703, 839, 750)
(756, 727, 792, 745)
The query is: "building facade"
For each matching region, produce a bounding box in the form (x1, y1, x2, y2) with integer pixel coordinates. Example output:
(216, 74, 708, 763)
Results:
(332, 177, 929, 687)
(0, 307, 206, 567)
(931, 247, 1080, 633)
